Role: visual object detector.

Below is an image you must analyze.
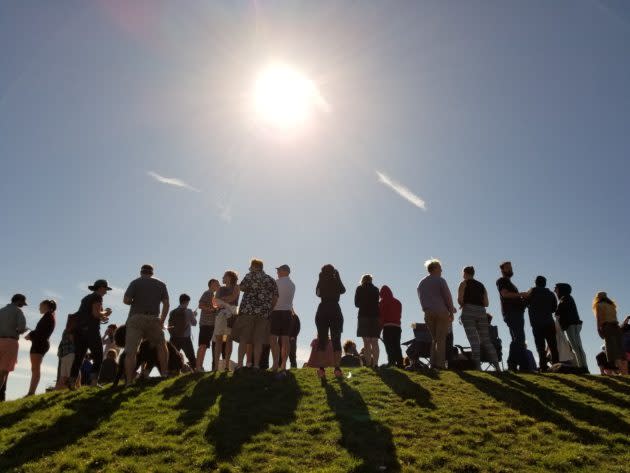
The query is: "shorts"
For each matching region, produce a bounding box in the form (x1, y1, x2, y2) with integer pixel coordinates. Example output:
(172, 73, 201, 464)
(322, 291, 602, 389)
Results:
(59, 353, 75, 378)
(30, 339, 50, 356)
(231, 314, 270, 345)
(0, 338, 19, 372)
(357, 317, 382, 338)
(270, 310, 292, 337)
(213, 310, 232, 338)
(199, 325, 215, 347)
(125, 313, 165, 353)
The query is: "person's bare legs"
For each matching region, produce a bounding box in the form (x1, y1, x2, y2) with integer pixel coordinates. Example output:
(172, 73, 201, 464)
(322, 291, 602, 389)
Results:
(279, 335, 290, 370)
(125, 351, 137, 386)
(224, 338, 233, 370)
(246, 344, 253, 367)
(370, 338, 380, 367)
(253, 343, 263, 369)
(213, 337, 223, 371)
(157, 341, 169, 376)
(28, 353, 42, 395)
(0, 371, 7, 392)
(617, 359, 628, 375)
(270, 336, 280, 371)
(237, 343, 247, 368)
(333, 350, 341, 368)
(196, 345, 207, 371)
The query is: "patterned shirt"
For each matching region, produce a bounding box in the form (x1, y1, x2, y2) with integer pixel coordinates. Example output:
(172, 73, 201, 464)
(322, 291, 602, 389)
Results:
(238, 270, 279, 318)
(58, 330, 75, 358)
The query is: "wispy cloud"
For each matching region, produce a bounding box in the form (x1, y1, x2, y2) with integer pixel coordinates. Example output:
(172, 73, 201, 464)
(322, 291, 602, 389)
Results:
(376, 170, 427, 211)
(147, 171, 200, 193)
(43, 289, 63, 300)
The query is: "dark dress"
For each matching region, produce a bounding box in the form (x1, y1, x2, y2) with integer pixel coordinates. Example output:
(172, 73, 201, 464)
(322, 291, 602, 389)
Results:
(355, 283, 381, 338)
(29, 312, 56, 355)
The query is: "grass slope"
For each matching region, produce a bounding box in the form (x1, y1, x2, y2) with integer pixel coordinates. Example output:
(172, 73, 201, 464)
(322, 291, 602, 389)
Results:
(0, 369, 629, 472)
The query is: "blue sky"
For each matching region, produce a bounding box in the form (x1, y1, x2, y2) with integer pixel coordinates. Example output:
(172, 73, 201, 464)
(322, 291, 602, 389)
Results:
(1, 1, 629, 399)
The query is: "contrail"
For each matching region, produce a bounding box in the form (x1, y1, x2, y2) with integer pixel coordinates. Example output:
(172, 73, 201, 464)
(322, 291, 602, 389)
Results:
(376, 170, 426, 210)
(147, 171, 201, 193)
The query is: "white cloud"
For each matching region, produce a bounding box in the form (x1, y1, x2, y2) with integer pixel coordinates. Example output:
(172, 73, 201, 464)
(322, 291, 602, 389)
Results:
(147, 171, 200, 193)
(43, 289, 63, 300)
(376, 170, 427, 211)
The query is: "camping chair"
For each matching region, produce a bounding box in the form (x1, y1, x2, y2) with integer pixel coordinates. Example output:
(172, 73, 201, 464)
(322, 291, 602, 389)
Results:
(480, 324, 503, 371)
(402, 323, 454, 369)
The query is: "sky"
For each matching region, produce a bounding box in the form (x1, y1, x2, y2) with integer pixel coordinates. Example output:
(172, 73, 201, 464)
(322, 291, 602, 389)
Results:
(1, 1, 629, 400)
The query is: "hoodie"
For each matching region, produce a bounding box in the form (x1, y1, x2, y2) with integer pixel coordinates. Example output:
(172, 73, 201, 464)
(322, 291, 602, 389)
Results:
(379, 286, 402, 326)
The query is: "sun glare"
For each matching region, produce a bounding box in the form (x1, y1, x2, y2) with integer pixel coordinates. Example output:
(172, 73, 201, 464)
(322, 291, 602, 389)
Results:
(253, 64, 325, 132)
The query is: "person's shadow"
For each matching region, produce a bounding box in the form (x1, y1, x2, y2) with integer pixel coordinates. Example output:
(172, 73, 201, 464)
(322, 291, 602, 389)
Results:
(0, 387, 138, 470)
(376, 368, 436, 409)
(324, 379, 400, 472)
(204, 371, 302, 460)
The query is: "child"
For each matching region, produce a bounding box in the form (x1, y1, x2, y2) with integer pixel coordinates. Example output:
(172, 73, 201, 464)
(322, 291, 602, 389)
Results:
(55, 314, 77, 390)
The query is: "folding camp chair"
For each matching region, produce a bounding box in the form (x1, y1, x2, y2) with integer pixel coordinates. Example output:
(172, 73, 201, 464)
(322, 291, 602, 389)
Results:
(480, 324, 504, 371)
(402, 323, 454, 369)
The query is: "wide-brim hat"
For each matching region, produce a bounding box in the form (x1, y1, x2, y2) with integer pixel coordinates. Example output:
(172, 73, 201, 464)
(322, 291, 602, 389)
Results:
(88, 279, 112, 291)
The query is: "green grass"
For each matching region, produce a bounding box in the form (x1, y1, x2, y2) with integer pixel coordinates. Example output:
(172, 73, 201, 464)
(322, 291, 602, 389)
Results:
(0, 369, 629, 472)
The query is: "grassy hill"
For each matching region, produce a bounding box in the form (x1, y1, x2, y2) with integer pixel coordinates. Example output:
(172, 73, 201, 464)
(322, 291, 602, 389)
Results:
(0, 368, 628, 473)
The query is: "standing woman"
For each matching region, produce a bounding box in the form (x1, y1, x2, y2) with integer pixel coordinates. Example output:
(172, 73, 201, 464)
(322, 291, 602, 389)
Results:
(25, 300, 57, 396)
(355, 275, 381, 368)
(593, 292, 628, 375)
(212, 270, 240, 371)
(379, 286, 403, 368)
(458, 267, 499, 371)
(315, 264, 346, 378)
(554, 283, 588, 372)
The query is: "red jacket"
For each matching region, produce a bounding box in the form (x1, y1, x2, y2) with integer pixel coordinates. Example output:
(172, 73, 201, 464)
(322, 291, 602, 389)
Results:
(379, 285, 402, 326)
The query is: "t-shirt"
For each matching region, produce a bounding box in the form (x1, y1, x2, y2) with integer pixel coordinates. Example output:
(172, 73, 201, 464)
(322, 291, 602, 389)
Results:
(354, 283, 380, 318)
(274, 277, 295, 311)
(462, 279, 486, 306)
(198, 290, 216, 326)
(124, 276, 169, 316)
(496, 277, 525, 316)
(417, 275, 455, 313)
(0, 304, 27, 338)
(77, 293, 103, 330)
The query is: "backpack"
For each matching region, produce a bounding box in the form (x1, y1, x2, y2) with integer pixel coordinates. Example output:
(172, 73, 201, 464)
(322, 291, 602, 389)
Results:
(168, 308, 188, 338)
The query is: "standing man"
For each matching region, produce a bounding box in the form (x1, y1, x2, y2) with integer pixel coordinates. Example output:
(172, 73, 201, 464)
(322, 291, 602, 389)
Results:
(417, 259, 457, 369)
(70, 280, 113, 387)
(196, 279, 220, 372)
(123, 264, 170, 385)
(168, 294, 197, 370)
(496, 262, 528, 372)
(523, 276, 559, 372)
(232, 259, 278, 369)
(0, 294, 28, 396)
(269, 264, 296, 373)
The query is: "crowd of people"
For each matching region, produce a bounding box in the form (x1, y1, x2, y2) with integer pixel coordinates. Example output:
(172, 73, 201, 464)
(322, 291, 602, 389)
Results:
(0, 258, 628, 400)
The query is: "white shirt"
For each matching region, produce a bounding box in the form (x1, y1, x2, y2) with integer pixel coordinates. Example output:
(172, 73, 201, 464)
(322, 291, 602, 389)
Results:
(274, 276, 295, 311)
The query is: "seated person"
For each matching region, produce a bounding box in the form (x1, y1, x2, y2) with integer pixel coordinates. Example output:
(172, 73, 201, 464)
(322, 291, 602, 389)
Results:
(98, 349, 118, 384)
(596, 347, 619, 375)
(340, 340, 362, 368)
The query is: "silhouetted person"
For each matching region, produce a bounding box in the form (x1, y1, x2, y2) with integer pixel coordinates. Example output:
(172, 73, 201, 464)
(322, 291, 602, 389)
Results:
(593, 292, 628, 375)
(288, 312, 301, 369)
(0, 294, 28, 395)
(458, 266, 499, 371)
(269, 264, 295, 374)
(69, 280, 112, 387)
(212, 271, 239, 371)
(25, 299, 56, 395)
(98, 349, 118, 384)
(417, 259, 456, 369)
(355, 274, 381, 368)
(379, 285, 403, 368)
(168, 294, 197, 369)
(554, 283, 588, 372)
(496, 262, 527, 372)
(315, 264, 346, 378)
(523, 276, 559, 372)
(232, 259, 278, 369)
(197, 279, 221, 371)
(123, 264, 170, 384)
(340, 340, 362, 368)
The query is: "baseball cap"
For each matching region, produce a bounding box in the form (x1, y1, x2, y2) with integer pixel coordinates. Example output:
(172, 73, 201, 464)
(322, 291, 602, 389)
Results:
(276, 264, 291, 273)
(11, 294, 27, 306)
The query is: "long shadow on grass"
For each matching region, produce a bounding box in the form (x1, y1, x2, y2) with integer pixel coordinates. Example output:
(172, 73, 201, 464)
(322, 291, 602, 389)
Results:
(499, 374, 630, 436)
(324, 380, 400, 472)
(0, 391, 67, 429)
(204, 371, 301, 459)
(376, 368, 436, 409)
(547, 375, 630, 410)
(454, 371, 602, 444)
(0, 387, 136, 470)
(586, 375, 630, 395)
(176, 372, 227, 426)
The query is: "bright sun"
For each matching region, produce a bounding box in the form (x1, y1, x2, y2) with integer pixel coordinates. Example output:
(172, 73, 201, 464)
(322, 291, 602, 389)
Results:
(253, 64, 325, 132)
